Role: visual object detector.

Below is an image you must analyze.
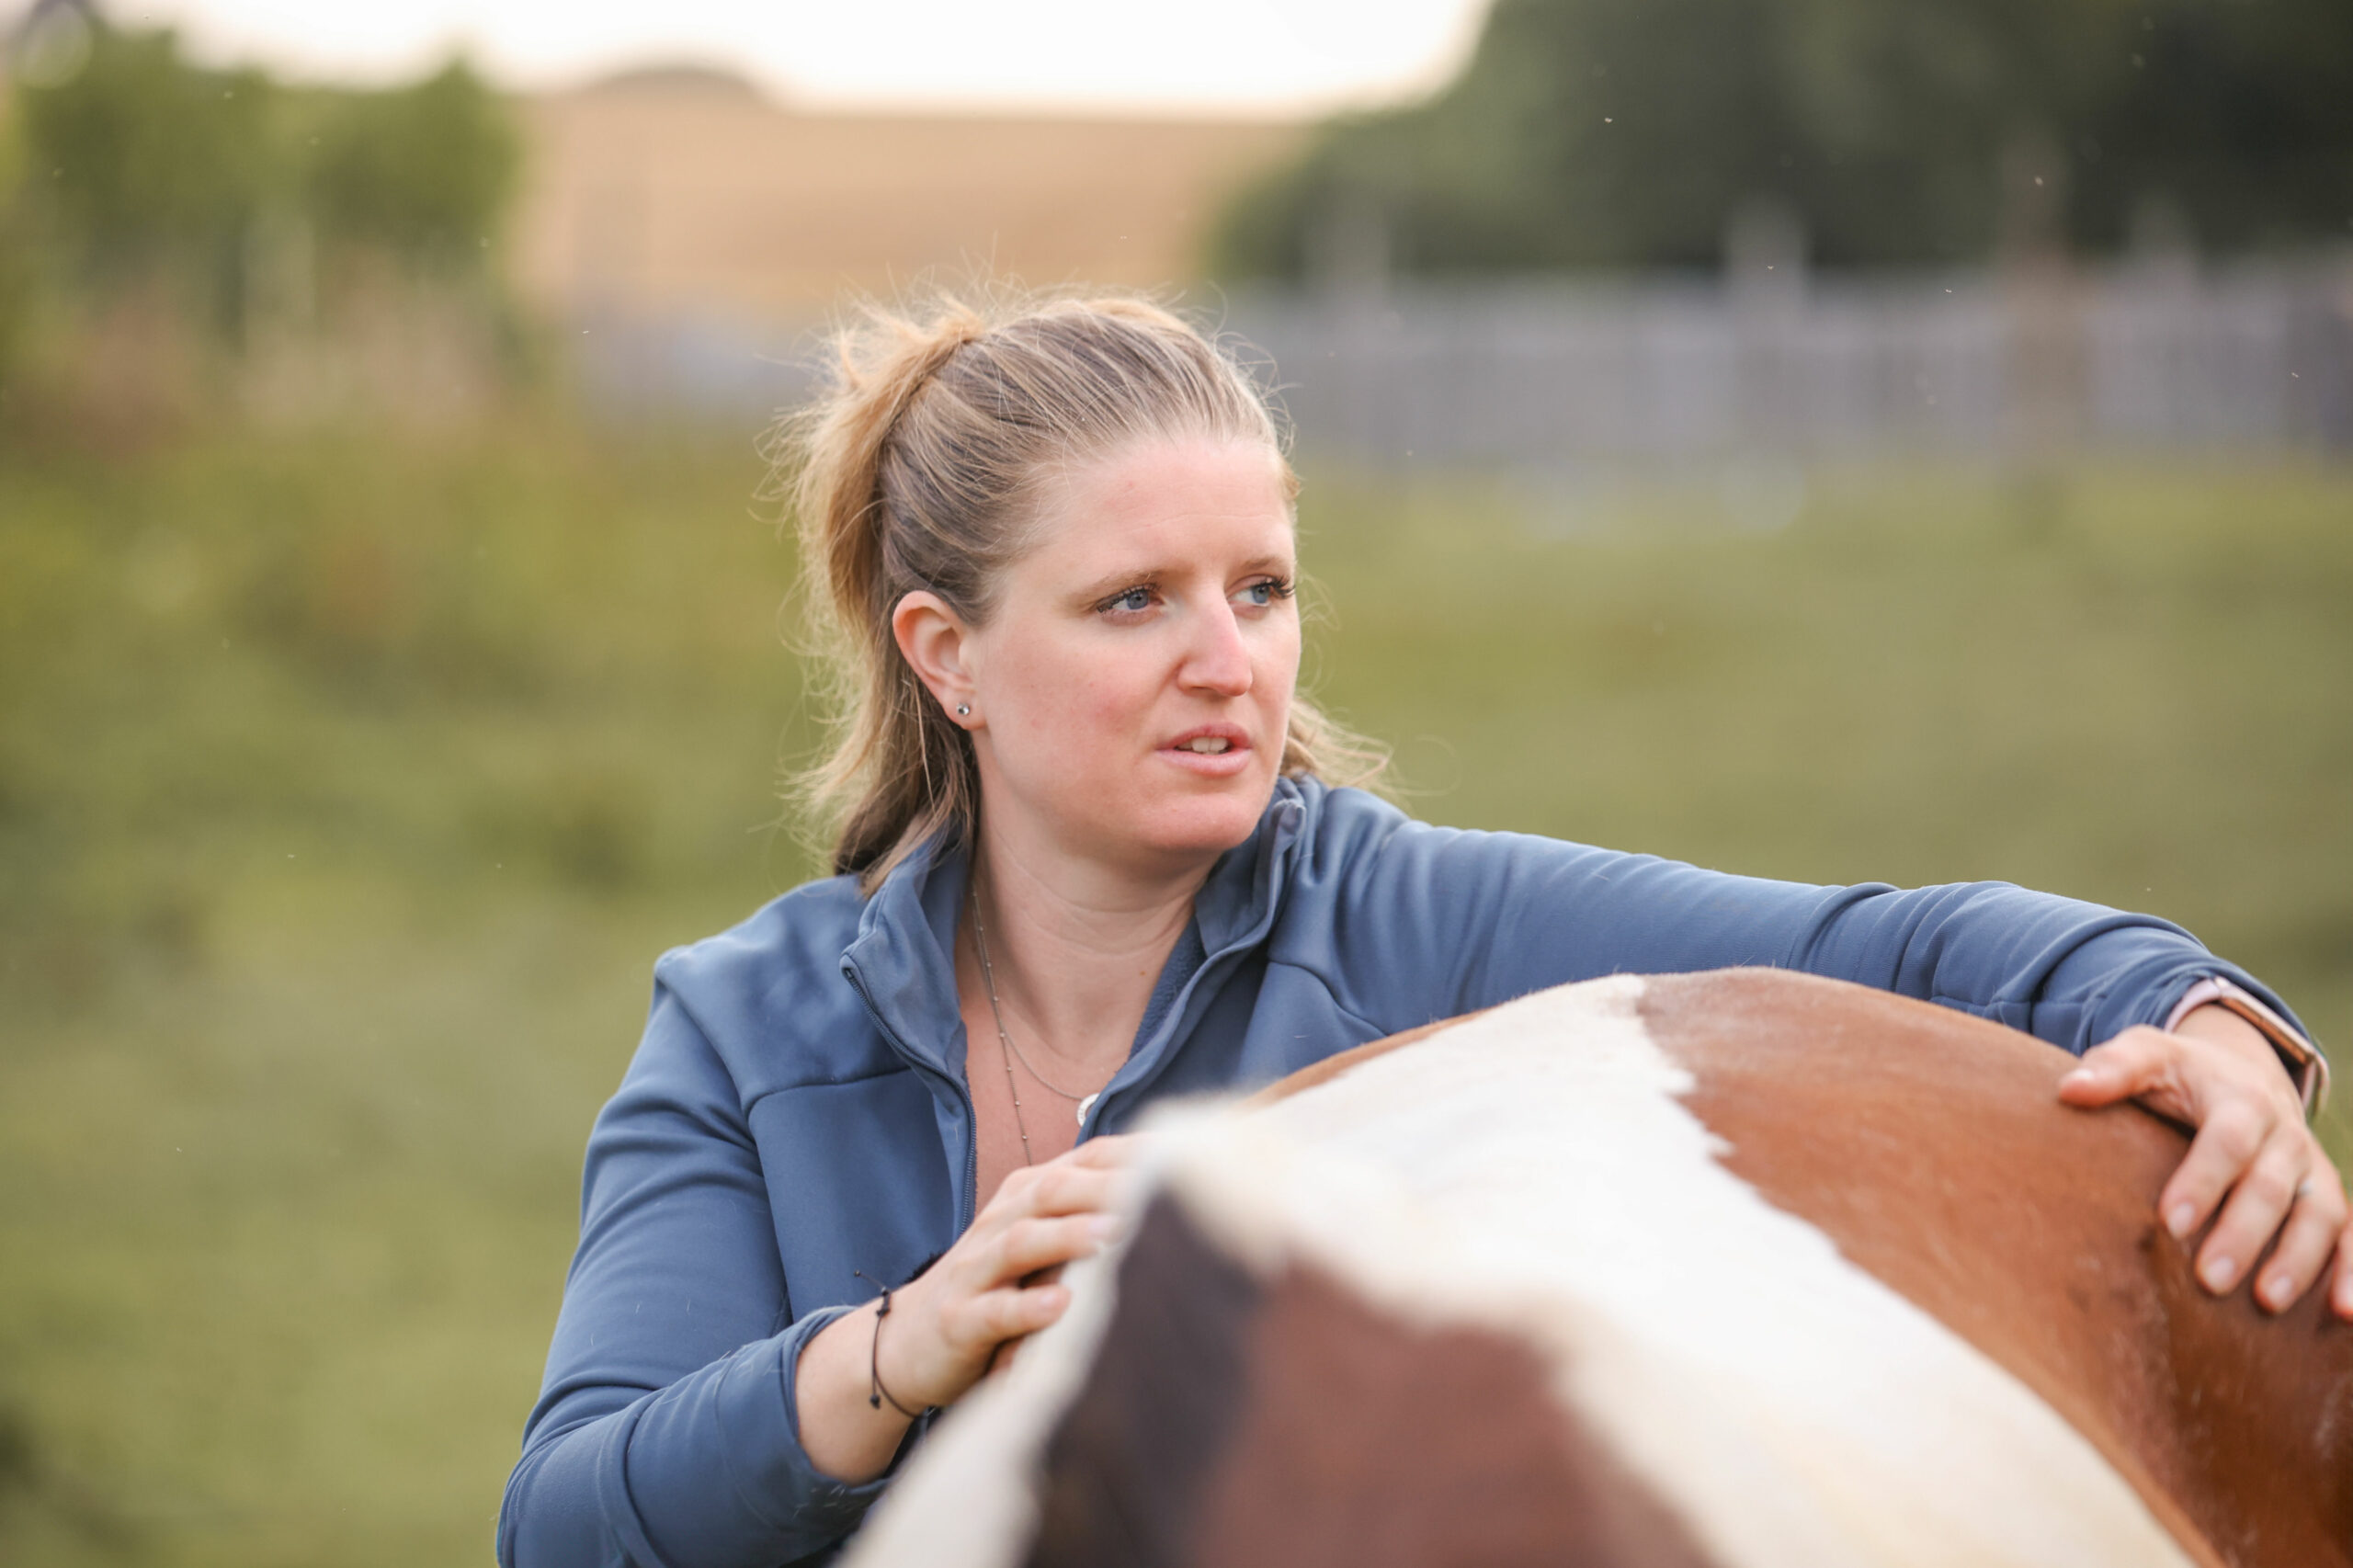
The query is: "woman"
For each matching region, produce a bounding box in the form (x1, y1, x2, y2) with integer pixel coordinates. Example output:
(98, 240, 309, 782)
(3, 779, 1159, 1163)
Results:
(499, 295, 2341, 1568)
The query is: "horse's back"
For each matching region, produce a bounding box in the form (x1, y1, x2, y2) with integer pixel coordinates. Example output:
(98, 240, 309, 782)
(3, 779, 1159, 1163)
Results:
(847, 970, 2353, 1568)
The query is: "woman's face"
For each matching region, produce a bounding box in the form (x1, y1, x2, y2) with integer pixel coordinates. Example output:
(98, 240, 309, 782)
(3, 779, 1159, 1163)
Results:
(954, 436, 1300, 877)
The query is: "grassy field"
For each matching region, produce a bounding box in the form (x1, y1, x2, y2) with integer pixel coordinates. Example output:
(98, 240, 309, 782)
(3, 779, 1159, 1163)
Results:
(1, 424, 2347, 1564)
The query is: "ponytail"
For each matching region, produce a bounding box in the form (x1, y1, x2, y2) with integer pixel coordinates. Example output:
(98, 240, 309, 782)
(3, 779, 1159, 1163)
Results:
(787, 304, 991, 886)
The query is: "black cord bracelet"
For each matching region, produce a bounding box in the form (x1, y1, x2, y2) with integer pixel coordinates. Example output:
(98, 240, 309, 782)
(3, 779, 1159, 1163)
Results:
(867, 1285, 927, 1420)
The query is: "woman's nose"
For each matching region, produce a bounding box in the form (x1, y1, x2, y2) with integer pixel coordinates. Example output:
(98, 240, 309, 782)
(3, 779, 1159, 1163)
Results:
(1178, 604, 1254, 697)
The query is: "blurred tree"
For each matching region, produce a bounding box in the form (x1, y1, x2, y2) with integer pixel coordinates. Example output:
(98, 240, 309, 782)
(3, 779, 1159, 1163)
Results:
(2076, 0, 2353, 252)
(0, 11, 528, 439)
(7, 17, 518, 322)
(1213, 0, 2353, 277)
(307, 60, 519, 276)
(15, 23, 280, 301)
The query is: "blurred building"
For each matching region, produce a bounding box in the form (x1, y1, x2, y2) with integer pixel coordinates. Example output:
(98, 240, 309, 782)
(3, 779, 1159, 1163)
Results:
(509, 66, 1301, 408)
(1221, 257, 2353, 486)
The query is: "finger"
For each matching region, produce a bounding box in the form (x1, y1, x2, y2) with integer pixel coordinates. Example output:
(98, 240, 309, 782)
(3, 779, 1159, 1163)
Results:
(980, 1269, 1072, 1380)
(958, 1279, 1071, 1348)
(905, 1279, 1074, 1405)
(1057, 1133, 1141, 1169)
(2157, 1099, 2272, 1245)
(2194, 1129, 2306, 1296)
(993, 1212, 1119, 1281)
(2059, 1028, 2183, 1113)
(977, 1166, 1124, 1231)
(2256, 1168, 2348, 1312)
(984, 1335, 1027, 1378)
(1028, 1163, 1130, 1218)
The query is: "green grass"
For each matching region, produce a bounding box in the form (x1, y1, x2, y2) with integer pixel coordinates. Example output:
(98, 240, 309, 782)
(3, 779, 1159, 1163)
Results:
(0, 423, 819, 1563)
(1302, 460, 2353, 1067)
(1, 426, 2347, 1564)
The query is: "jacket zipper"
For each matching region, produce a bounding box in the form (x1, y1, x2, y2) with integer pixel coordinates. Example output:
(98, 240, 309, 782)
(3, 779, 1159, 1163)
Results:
(844, 966, 983, 1233)
(1091, 795, 1302, 1124)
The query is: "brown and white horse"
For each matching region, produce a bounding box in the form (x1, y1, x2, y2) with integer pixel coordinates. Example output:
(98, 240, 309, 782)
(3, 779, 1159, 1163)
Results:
(847, 970, 2353, 1568)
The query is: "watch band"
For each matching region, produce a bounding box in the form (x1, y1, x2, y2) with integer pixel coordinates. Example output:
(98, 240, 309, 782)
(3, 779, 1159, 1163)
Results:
(2168, 975, 2329, 1119)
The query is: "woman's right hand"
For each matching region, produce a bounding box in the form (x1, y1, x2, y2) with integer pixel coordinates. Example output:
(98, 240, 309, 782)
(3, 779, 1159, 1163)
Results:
(880, 1135, 1136, 1407)
(795, 1135, 1135, 1483)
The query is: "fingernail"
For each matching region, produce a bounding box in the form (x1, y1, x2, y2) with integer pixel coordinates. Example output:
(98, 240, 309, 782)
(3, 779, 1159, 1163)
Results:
(2201, 1255, 2236, 1291)
(2166, 1203, 2197, 1239)
(1088, 1214, 1121, 1240)
(2261, 1273, 2292, 1311)
(2060, 1067, 2093, 1088)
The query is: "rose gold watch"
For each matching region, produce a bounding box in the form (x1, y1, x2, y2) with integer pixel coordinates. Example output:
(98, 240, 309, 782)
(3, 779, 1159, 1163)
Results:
(2168, 975, 2330, 1119)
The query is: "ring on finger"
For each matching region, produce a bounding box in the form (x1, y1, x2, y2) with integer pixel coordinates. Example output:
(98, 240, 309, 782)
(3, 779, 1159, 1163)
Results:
(2297, 1177, 2317, 1202)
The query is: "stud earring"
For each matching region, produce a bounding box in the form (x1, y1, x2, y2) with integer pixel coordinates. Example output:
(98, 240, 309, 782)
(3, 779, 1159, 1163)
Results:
(955, 703, 971, 718)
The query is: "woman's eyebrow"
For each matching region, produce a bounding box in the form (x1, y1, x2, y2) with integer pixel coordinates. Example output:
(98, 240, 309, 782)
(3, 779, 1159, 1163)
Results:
(1070, 565, 1164, 603)
(1070, 555, 1294, 603)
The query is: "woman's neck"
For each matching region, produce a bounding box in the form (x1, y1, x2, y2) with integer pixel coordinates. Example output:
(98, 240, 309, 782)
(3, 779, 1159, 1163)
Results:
(964, 821, 1210, 1078)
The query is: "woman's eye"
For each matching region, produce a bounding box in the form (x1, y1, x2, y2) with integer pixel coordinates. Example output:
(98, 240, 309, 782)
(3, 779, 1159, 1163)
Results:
(1237, 577, 1294, 608)
(1102, 586, 1154, 615)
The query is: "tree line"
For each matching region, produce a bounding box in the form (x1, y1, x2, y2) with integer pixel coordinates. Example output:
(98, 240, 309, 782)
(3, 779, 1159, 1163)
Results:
(1213, 0, 2353, 278)
(0, 3, 522, 433)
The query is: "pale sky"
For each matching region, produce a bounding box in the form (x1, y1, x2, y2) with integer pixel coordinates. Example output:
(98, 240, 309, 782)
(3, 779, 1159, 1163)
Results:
(100, 0, 1493, 117)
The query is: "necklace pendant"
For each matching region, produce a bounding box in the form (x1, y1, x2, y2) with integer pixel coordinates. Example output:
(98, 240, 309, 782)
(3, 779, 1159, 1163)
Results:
(1077, 1092, 1099, 1128)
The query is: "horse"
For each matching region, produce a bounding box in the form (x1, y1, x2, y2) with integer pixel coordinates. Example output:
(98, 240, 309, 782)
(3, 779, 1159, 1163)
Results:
(845, 969, 2353, 1568)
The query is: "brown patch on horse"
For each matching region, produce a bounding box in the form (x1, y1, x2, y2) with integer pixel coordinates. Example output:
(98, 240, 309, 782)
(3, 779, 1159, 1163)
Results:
(1185, 1257, 1722, 1568)
(1023, 1197, 1259, 1567)
(1025, 1190, 1722, 1568)
(1642, 968, 2353, 1568)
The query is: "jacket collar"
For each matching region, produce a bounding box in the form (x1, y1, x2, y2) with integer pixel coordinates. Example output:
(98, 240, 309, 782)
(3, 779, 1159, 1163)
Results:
(838, 778, 1313, 1083)
(840, 832, 972, 1081)
(1191, 776, 1308, 959)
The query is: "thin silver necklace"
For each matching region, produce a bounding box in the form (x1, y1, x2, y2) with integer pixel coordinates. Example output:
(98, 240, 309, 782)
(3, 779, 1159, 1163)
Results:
(970, 881, 1105, 1143)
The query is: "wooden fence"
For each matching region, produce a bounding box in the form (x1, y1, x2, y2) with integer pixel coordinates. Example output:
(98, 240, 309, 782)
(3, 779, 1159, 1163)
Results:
(582, 257, 2353, 468)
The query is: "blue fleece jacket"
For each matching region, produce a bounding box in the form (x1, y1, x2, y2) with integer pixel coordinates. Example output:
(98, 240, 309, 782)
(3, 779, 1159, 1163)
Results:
(498, 778, 2308, 1568)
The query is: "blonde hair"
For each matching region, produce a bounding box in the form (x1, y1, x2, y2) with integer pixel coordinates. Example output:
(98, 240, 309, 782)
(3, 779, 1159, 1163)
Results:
(777, 290, 1386, 893)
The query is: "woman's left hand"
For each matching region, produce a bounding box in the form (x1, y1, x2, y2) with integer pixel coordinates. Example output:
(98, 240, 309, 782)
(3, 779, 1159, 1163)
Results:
(2061, 1005, 2353, 1320)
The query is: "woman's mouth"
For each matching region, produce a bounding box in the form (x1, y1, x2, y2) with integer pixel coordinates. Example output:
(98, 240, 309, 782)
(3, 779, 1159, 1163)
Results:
(1161, 727, 1252, 775)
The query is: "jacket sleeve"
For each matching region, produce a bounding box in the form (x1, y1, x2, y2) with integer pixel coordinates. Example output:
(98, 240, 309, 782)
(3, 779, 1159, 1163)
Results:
(497, 986, 892, 1568)
(1312, 800, 2313, 1061)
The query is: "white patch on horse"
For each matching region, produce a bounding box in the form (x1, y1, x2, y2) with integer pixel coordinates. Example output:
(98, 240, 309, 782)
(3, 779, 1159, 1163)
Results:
(1176, 975, 2191, 1568)
(849, 974, 2194, 1568)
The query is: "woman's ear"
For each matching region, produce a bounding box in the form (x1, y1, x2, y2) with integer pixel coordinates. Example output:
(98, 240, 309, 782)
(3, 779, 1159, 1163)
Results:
(892, 591, 978, 723)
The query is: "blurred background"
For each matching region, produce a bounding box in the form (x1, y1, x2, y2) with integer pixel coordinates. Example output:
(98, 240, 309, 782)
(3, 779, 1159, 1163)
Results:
(1, 0, 2347, 1560)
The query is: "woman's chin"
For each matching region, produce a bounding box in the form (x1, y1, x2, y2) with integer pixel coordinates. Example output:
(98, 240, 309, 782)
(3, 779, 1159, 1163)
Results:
(1114, 778, 1276, 865)
(1006, 756, 1279, 872)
